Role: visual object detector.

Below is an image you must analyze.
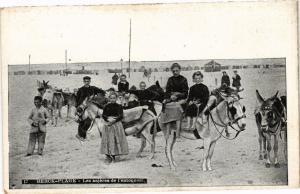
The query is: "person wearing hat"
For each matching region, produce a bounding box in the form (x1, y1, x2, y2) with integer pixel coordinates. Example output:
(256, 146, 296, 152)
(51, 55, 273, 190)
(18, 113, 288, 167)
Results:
(221, 71, 230, 87)
(75, 76, 106, 142)
(232, 70, 242, 91)
(76, 76, 105, 107)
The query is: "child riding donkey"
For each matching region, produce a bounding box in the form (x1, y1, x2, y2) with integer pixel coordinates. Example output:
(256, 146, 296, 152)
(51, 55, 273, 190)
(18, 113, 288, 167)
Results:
(186, 71, 210, 130)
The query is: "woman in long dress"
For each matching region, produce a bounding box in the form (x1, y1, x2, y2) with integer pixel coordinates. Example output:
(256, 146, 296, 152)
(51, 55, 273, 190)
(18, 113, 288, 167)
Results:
(101, 92, 129, 164)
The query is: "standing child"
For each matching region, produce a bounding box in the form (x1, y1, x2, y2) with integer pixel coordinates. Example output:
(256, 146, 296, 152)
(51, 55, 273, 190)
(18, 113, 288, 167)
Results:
(186, 71, 210, 130)
(26, 96, 50, 156)
(101, 92, 129, 164)
(118, 74, 129, 93)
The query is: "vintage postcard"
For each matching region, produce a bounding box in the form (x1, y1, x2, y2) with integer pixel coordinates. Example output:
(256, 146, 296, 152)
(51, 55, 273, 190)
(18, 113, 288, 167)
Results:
(1, 1, 299, 193)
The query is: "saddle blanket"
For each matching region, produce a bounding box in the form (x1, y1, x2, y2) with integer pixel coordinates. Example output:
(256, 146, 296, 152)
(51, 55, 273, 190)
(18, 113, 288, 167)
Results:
(160, 101, 184, 124)
(123, 106, 148, 123)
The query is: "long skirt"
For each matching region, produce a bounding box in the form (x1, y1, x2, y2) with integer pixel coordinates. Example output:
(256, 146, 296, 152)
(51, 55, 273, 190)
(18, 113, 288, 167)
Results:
(100, 121, 129, 156)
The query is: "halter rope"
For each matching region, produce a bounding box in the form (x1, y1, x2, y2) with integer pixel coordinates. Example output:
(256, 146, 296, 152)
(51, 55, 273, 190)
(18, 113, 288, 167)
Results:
(208, 100, 244, 140)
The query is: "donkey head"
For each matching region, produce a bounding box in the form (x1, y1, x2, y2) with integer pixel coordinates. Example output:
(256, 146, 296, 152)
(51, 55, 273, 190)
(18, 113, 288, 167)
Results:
(256, 90, 280, 132)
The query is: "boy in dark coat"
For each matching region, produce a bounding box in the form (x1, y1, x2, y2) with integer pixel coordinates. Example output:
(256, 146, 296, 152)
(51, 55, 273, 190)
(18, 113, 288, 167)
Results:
(186, 71, 209, 129)
(118, 74, 129, 93)
(221, 71, 230, 87)
(232, 70, 241, 91)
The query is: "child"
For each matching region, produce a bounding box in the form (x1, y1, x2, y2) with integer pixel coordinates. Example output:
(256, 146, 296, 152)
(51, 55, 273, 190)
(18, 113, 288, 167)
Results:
(186, 71, 209, 130)
(118, 74, 129, 93)
(101, 92, 129, 164)
(26, 96, 50, 156)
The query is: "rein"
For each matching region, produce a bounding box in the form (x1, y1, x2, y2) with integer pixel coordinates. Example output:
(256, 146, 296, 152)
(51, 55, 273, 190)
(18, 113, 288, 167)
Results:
(208, 101, 244, 140)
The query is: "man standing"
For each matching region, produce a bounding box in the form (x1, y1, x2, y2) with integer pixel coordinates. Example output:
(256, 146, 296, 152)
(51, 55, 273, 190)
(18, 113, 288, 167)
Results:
(221, 71, 230, 87)
(76, 76, 105, 142)
(232, 70, 242, 91)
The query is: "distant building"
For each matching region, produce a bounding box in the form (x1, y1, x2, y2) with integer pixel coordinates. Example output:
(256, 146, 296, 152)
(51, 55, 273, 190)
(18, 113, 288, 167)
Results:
(204, 60, 221, 72)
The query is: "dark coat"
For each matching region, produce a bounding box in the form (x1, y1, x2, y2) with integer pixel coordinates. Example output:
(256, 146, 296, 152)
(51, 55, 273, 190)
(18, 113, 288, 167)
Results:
(102, 103, 124, 123)
(221, 75, 230, 86)
(165, 75, 189, 100)
(232, 74, 241, 87)
(76, 85, 105, 107)
(186, 83, 210, 117)
(118, 81, 129, 93)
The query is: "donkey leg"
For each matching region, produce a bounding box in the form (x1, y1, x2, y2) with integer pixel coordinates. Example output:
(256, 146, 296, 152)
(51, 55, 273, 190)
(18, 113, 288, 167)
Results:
(66, 105, 70, 120)
(258, 133, 264, 160)
(136, 134, 147, 158)
(207, 141, 216, 171)
(265, 135, 272, 168)
(164, 124, 176, 170)
(150, 133, 156, 159)
(59, 108, 62, 118)
(274, 134, 280, 168)
(263, 135, 267, 159)
(283, 130, 287, 162)
(140, 122, 156, 159)
(202, 139, 210, 171)
(170, 130, 177, 166)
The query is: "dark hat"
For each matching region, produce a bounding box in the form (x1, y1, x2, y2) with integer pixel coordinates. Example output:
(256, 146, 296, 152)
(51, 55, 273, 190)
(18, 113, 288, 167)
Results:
(83, 76, 91, 80)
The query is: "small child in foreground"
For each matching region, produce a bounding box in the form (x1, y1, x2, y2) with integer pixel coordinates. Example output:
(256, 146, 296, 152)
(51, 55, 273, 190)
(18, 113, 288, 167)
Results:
(26, 96, 50, 156)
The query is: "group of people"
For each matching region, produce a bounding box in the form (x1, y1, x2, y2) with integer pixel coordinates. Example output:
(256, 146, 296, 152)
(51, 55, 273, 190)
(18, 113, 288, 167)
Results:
(221, 70, 242, 91)
(26, 63, 242, 164)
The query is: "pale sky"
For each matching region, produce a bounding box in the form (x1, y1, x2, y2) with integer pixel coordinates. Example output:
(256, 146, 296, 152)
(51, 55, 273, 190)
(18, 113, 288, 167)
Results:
(1, 2, 296, 65)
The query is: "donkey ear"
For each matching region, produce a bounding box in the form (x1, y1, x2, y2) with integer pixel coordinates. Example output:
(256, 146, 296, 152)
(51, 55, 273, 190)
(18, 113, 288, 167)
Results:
(256, 90, 265, 104)
(271, 91, 279, 100)
(155, 81, 160, 87)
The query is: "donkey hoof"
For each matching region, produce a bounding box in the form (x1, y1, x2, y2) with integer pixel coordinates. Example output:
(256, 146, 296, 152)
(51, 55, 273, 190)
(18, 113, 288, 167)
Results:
(265, 163, 271, 168)
(136, 154, 142, 158)
(274, 163, 280, 168)
(259, 155, 263, 160)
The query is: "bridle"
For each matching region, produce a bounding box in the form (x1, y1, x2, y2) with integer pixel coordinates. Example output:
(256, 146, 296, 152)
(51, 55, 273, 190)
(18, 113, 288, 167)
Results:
(208, 96, 246, 140)
(260, 104, 284, 134)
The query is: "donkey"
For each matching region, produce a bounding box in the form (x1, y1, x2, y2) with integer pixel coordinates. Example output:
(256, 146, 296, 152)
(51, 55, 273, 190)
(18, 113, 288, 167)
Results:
(42, 88, 64, 126)
(158, 93, 246, 171)
(255, 90, 287, 168)
(75, 96, 157, 159)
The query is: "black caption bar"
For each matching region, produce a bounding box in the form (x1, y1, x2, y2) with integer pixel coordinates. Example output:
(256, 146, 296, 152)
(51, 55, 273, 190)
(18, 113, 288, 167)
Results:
(22, 178, 147, 184)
